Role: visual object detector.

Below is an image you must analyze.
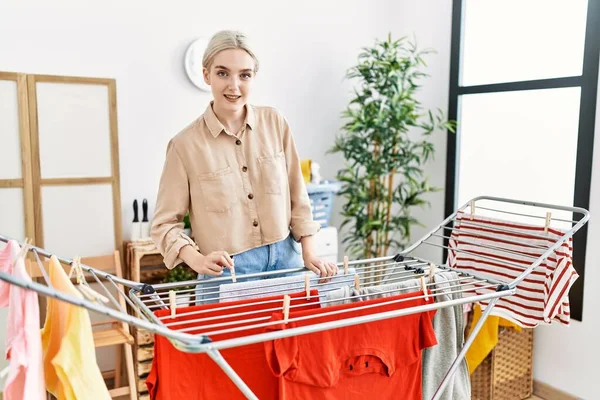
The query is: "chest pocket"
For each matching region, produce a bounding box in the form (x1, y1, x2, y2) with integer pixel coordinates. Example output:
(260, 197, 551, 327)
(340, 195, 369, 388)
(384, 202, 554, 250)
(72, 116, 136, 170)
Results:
(258, 151, 286, 195)
(197, 166, 238, 213)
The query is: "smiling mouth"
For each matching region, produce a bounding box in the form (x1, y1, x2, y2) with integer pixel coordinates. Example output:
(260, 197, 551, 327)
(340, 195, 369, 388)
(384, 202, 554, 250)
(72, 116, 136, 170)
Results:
(224, 94, 241, 100)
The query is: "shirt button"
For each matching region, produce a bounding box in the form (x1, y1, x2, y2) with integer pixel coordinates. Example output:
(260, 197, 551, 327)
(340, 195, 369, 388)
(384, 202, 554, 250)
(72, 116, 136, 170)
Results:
(235, 139, 242, 145)
(253, 220, 259, 227)
(242, 166, 248, 172)
(248, 193, 254, 200)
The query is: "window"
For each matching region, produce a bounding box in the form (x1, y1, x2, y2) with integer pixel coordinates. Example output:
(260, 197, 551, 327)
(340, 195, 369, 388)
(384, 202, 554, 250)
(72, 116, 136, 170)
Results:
(445, 0, 599, 320)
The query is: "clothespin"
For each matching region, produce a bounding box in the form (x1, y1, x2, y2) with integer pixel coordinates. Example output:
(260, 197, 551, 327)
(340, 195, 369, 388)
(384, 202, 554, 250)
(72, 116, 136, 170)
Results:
(304, 274, 310, 300)
(429, 263, 436, 284)
(343, 256, 349, 275)
(231, 257, 236, 283)
(354, 274, 360, 291)
(282, 294, 291, 323)
(13, 238, 32, 270)
(470, 200, 475, 219)
(69, 256, 109, 303)
(420, 276, 429, 302)
(68, 256, 83, 284)
(169, 290, 177, 318)
(544, 212, 552, 233)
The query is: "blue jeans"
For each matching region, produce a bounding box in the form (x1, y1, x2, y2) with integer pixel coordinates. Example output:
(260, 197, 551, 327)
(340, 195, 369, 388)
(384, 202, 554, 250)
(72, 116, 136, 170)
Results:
(195, 233, 304, 304)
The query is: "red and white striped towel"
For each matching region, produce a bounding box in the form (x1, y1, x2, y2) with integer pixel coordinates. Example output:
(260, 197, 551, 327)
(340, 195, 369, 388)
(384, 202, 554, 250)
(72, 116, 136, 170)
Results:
(447, 211, 578, 328)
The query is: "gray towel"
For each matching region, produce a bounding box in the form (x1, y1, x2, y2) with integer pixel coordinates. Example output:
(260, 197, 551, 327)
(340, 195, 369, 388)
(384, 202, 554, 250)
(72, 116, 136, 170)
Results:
(422, 271, 471, 400)
(323, 277, 422, 306)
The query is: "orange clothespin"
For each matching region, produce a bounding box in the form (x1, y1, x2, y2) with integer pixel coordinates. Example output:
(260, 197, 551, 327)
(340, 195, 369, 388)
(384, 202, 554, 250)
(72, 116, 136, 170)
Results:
(420, 276, 429, 302)
(283, 295, 291, 323)
(544, 212, 552, 233)
(343, 256, 349, 275)
(169, 290, 177, 318)
(304, 274, 310, 300)
(354, 274, 360, 291)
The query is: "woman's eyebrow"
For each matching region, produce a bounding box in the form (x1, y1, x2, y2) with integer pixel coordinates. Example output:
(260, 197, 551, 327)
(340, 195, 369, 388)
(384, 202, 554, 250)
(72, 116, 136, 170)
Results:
(214, 65, 253, 73)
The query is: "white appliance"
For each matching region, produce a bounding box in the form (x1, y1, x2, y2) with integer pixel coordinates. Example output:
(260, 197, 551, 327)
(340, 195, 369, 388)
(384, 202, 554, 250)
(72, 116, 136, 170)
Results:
(313, 226, 338, 263)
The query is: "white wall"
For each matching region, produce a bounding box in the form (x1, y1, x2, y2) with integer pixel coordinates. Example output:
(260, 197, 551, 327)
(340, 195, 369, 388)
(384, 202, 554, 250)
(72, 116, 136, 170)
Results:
(531, 63, 600, 400)
(384, 1, 453, 264)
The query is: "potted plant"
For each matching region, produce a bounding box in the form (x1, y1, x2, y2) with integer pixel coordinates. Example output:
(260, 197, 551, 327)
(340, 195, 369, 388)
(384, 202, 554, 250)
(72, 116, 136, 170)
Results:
(183, 212, 192, 238)
(329, 34, 455, 261)
(163, 264, 196, 307)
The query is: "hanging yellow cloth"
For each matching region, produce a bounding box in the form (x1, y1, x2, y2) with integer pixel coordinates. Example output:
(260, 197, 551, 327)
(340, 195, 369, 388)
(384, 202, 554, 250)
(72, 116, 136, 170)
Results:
(301, 159, 312, 183)
(465, 304, 522, 374)
(41, 255, 110, 400)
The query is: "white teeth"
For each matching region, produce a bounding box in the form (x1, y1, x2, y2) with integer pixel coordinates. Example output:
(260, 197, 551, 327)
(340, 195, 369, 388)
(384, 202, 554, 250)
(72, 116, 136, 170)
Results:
(225, 94, 240, 99)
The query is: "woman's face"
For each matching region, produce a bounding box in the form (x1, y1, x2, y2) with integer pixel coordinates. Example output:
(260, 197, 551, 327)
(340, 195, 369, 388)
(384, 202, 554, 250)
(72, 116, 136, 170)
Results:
(203, 48, 256, 114)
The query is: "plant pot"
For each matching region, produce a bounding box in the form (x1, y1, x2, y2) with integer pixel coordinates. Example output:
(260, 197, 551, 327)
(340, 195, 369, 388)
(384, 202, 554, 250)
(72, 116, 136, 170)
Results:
(177, 292, 194, 308)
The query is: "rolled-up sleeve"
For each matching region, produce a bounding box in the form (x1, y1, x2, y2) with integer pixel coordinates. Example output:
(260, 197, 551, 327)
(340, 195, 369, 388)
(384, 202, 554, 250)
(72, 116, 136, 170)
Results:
(281, 116, 321, 241)
(150, 140, 196, 269)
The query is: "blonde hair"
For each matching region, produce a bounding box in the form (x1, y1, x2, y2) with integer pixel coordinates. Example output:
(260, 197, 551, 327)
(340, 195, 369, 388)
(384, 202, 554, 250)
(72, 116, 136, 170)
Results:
(202, 30, 259, 73)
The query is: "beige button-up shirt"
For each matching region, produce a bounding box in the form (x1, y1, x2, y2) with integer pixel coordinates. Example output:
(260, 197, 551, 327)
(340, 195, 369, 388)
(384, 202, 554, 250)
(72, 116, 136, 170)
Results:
(151, 103, 321, 270)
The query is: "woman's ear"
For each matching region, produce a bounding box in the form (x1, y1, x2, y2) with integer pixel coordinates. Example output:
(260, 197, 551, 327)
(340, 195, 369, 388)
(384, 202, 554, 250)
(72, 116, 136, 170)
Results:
(203, 67, 210, 85)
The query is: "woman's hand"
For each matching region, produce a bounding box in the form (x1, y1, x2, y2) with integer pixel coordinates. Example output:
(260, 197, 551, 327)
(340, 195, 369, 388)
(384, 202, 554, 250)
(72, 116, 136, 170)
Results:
(303, 252, 338, 282)
(180, 245, 234, 276)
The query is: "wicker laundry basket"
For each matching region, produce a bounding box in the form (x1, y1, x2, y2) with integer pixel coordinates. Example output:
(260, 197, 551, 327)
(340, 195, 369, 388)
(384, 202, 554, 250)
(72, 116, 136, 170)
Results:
(467, 313, 534, 400)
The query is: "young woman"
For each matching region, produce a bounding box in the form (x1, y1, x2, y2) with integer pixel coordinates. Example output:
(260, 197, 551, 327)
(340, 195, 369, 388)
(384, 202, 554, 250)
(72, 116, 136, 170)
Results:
(151, 30, 338, 292)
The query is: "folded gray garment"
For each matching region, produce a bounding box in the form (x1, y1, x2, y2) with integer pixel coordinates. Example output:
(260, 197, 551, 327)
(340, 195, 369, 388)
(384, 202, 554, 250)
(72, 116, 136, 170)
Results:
(323, 270, 471, 400)
(323, 276, 421, 306)
(219, 268, 356, 302)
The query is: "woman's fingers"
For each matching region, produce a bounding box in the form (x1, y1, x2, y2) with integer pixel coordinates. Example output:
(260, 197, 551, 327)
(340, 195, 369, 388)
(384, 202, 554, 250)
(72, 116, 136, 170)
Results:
(324, 262, 337, 277)
(331, 262, 339, 275)
(217, 255, 234, 271)
(305, 264, 320, 275)
(219, 251, 234, 268)
(205, 255, 225, 274)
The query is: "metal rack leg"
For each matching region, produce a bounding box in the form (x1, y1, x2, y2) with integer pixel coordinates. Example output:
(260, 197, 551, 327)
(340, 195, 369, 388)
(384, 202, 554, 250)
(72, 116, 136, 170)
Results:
(206, 348, 259, 400)
(431, 297, 499, 400)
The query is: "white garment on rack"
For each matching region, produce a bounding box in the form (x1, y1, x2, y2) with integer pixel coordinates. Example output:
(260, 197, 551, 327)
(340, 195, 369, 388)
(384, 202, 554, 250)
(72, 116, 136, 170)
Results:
(218, 268, 356, 303)
(0, 240, 45, 400)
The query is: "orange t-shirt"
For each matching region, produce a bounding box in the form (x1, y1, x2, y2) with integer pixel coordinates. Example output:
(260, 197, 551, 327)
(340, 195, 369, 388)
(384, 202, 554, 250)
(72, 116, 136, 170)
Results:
(146, 290, 321, 400)
(264, 291, 438, 400)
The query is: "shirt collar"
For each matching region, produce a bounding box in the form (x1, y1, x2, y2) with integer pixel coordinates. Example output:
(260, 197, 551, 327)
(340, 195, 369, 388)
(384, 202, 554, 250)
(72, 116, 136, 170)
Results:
(203, 102, 255, 138)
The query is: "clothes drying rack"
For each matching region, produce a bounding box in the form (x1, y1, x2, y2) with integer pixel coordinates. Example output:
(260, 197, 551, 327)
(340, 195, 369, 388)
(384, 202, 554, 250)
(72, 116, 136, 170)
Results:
(0, 196, 590, 400)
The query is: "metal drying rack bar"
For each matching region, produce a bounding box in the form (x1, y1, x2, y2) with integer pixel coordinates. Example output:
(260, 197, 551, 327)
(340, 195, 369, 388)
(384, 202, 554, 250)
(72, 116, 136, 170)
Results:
(0, 195, 589, 400)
